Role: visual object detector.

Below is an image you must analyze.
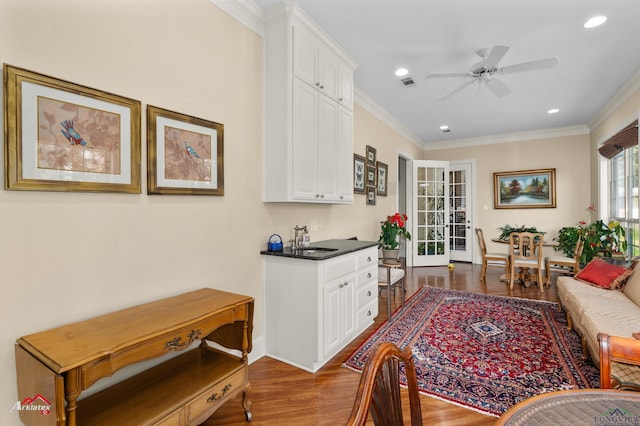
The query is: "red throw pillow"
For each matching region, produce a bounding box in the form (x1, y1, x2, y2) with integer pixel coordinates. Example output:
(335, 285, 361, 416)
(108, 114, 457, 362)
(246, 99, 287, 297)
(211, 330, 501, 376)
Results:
(575, 258, 633, 289)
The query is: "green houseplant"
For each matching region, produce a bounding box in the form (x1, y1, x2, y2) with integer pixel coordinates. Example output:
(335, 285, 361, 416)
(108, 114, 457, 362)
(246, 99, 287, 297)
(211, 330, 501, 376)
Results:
(379, 213, 412, 250)
(554, 209, 627, 265)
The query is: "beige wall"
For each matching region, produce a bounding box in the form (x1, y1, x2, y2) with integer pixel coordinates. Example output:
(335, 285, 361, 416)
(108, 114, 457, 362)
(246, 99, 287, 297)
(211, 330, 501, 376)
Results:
(423, 133, 592, 259)
(0, 1, 422, 422)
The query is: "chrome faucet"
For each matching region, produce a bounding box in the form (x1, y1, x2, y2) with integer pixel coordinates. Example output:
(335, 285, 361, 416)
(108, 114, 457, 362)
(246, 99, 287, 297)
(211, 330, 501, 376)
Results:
(293, 225, 308, 249)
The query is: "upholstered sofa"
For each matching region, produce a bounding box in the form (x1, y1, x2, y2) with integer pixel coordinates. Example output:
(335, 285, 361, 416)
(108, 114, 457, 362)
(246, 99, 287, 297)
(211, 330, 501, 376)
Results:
(557, 259, 640, 387)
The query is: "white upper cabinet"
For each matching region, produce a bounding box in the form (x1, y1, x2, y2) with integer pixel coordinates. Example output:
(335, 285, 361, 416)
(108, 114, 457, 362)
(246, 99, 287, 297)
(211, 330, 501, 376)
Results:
(264, 3, 357, 203)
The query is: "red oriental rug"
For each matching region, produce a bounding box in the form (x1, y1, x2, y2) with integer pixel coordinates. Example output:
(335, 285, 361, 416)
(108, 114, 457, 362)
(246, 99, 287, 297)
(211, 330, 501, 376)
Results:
(343, 286, 599, 417)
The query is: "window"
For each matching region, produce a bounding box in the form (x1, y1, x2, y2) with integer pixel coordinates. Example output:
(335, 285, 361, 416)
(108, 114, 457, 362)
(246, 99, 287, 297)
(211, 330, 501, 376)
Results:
(608, 144, 639, 258)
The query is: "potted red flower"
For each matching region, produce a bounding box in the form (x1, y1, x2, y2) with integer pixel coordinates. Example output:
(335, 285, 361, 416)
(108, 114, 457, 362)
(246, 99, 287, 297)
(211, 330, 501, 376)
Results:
(379, 213, 412, 260)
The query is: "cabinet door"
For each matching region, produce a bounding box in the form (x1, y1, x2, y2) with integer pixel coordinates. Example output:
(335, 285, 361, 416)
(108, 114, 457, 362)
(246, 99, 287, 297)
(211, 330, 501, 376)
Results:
(337, 61, 354, 110)
(317, 94, 339, 201)
(322, 280, 342, 357)
(322, 274, 355, 358)
(292, 79, 319, 200)
(318, 44, 339, 101)
(336, 107, 353, 202)
(292, 23, 318, 88)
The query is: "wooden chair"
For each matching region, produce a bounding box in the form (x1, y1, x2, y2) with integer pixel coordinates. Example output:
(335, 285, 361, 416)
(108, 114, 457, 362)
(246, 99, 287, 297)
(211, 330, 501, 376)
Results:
(346, 342, 423, 426)
(598, 333, 640, 391)
(509, 232, 545, 291)
(475, 228, 510, 281)
(545, 237, 584, 286)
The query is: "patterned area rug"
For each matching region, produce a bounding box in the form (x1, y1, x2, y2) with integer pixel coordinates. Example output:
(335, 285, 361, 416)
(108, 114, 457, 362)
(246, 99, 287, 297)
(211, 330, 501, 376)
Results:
(343, 286, 599, 417)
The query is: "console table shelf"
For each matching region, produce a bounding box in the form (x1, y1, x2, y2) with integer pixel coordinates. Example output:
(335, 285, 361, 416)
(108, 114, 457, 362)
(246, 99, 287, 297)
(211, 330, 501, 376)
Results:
(15, 288, 253, 426)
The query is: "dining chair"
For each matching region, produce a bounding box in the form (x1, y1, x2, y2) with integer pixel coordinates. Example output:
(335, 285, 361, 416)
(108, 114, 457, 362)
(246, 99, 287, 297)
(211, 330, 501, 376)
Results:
(346, 341, 423, 426)
(509, 232, 545, 291)
(545, 237, 584, 286)
(598, 333, 640, 391)
(475, 228, 510, 281)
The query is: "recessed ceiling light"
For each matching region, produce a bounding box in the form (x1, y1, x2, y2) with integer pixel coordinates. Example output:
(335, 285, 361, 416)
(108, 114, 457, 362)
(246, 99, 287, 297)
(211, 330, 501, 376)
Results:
(439, 125, 450, 132)
(584, 16, 607, 28)
(395, 68, 409, 77)
(547, 108, 560, 114)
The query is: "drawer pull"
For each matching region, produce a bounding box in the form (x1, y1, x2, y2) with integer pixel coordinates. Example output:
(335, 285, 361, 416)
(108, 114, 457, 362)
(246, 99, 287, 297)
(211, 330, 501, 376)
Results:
(165, 329, 201, 351)
(207, 384, 232, 403)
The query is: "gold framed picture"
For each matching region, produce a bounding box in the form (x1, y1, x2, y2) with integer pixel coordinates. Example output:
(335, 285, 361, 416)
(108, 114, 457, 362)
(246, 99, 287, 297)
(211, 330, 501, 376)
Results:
(147, 105, 224, 195)
(493, 168, 556, 209)
(4, 64, 141, 193)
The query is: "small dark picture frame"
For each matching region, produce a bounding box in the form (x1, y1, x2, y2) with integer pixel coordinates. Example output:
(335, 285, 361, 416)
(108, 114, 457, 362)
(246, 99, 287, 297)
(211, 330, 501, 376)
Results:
(377, 161, 388, 196)
(353, 153, 366, 194)
(366, 164, 377, 187)
(366, 145, 377, 165)
(366, 186, 377, 205)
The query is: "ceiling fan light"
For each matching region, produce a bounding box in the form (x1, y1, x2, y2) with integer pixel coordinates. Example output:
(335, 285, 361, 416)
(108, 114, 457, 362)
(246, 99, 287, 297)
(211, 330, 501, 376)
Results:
(395, 68, 409, 77)
(584, 16, 607, 28)
(547, 108, 560, 114)
(439, 125, 450, 132)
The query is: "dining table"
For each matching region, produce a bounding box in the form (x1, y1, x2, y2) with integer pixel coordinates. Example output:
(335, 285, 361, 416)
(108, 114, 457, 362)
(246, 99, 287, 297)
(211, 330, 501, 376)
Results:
(491, 237, 559, 287)
(494, 389, 640, 425)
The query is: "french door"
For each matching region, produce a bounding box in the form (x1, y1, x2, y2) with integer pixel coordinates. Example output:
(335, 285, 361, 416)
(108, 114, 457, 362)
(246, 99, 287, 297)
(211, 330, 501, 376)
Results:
(412, 160, 450, 266)
(449, 162, 474, 262)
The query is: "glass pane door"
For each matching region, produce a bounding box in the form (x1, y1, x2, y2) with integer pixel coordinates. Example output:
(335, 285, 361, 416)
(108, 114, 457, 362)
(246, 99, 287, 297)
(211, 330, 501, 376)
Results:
(413, 160, 449, 266)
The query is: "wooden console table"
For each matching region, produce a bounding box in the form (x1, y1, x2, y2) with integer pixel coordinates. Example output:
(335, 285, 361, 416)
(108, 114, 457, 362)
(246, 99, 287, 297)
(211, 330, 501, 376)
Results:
(15, 288, 253, 426)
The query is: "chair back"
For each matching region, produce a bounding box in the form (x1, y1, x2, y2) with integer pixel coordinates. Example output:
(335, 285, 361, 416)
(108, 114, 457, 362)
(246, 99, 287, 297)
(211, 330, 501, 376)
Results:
(475, 228, 488, 256)
(598, 333, 640, 391)
(510, 232, 543, 265)
(573, 237, 585, 261)
(346, 342, 423, 426)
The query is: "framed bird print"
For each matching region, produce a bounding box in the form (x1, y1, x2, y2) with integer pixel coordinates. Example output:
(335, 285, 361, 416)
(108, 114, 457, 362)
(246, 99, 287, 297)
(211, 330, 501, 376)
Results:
(147, 105, 224, 195)
(3, 64, 141, 192)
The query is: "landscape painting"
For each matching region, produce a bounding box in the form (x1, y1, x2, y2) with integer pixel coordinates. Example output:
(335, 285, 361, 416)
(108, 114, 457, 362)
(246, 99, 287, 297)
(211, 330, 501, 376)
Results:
(493, 168, 556, 209)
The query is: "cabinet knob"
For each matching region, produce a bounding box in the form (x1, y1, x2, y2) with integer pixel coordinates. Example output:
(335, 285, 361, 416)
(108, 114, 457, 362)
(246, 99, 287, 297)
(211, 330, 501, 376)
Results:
(367, 290, 371, 297)
(339, 97, 343, 101)
(340, 195, 344, 199)
(367, 256, 371, 262)
(343, 281, 349, 286)
(315, 194, 320, 198)
(367, 273, 371, 279)
(315, 82, 320, 87)
(320, 194, 325, 198)
(367, 310, 372, 316)
(339, 284, 344, 288)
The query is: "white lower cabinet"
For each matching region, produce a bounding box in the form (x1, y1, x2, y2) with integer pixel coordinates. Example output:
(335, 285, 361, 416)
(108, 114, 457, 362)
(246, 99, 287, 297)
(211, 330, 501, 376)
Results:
(264, 246, 378, 372)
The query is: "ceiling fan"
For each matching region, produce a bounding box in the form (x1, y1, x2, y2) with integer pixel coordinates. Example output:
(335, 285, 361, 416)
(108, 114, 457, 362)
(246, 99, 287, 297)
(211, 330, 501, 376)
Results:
(426, 45, 558, 101)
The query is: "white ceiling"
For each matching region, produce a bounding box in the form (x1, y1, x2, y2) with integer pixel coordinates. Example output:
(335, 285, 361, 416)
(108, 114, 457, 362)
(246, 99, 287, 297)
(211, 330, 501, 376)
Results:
(252, 0, 640, 148)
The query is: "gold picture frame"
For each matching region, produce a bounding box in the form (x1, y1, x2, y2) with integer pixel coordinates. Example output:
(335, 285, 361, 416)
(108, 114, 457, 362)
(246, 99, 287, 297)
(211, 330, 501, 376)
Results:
(4, 64, 141, 193)
(147, 105, 224, 195)
(493, 168, 556, 209)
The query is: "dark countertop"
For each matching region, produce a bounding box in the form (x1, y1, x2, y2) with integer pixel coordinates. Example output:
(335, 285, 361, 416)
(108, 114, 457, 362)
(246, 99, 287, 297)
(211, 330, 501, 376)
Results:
(260, 239, 378, 260)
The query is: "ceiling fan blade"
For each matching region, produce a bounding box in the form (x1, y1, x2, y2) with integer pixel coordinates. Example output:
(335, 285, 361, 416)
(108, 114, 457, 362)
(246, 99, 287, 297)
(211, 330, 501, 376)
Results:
(483, 45, 510, 68)
(500, 57, 559, 74)
(438, 79, 477, 101)
(426, 72, 470, 79)
(485, 77, 511, 97)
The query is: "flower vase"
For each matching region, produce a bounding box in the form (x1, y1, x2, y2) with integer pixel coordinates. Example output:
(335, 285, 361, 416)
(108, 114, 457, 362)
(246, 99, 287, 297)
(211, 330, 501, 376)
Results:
(382, 249, 400, 264)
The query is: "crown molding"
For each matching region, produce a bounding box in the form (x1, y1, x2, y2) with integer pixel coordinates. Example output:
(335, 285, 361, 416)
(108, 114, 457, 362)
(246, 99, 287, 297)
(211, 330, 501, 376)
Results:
(208, 0, 265, 37)
(423, 125, 590, 151)
(354, 87, 425, 148)
(588, 68, 640, 131)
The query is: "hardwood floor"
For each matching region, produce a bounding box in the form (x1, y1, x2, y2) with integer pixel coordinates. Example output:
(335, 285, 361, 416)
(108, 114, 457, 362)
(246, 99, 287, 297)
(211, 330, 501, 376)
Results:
(203, 263, 561, 425)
